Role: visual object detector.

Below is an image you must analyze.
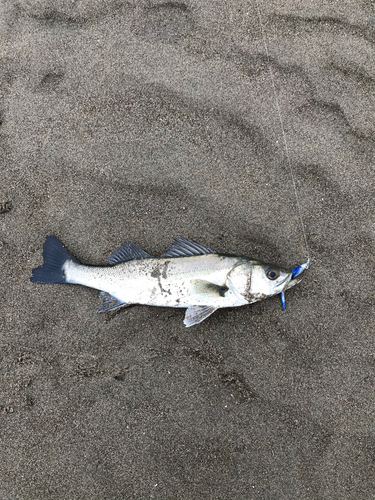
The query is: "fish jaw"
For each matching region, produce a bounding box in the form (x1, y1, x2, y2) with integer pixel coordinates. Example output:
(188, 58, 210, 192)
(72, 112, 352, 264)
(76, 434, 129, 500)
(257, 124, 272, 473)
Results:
(285, 276, 302, 290)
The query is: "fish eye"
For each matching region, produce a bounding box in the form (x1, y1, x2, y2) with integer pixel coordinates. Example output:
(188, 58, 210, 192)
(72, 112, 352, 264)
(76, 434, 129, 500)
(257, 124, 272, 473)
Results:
(266, 268, 279, 280)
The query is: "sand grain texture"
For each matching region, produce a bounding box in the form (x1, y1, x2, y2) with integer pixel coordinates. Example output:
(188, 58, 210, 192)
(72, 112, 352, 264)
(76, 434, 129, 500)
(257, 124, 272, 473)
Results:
(1, 0, 374, 498)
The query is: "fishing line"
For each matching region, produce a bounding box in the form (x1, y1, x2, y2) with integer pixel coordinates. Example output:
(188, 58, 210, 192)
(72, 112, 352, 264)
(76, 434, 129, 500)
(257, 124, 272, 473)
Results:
(254, 0, 310, 261)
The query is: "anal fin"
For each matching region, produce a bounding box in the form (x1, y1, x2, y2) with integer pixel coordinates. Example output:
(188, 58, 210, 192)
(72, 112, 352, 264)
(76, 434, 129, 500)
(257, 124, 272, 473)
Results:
(97, 291, 129, 313)
(184, 305, 218, 327)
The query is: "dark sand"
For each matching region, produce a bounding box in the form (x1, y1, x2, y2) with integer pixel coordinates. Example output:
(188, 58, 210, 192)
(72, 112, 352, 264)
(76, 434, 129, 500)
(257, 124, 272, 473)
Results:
(1, 1, 374, 498)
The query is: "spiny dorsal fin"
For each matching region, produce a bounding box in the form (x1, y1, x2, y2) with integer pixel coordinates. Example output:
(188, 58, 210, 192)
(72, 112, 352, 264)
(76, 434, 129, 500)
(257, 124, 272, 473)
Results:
(107, 242, 153, 265)
(162, 236, 215, 258)
(97, 291, 129, 313)
(183, 305, 218, 327)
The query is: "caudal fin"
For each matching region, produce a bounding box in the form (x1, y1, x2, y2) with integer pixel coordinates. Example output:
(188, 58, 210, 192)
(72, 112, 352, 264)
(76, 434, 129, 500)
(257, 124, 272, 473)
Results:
(30, 236, 79, 283)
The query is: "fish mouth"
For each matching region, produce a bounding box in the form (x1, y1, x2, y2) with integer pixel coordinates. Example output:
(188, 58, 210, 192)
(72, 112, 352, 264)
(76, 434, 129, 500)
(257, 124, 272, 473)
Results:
(273, 274, 293, 294)
(276, 275, 290, 288)
(285, 276, 302, 290)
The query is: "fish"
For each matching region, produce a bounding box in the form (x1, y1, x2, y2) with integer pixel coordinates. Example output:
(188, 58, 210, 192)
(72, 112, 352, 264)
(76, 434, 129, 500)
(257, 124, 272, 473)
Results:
(30, 235, 309, 327)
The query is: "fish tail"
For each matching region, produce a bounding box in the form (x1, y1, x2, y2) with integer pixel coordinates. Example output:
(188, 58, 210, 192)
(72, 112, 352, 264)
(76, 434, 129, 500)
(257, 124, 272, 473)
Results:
(30, 236, 80, 284)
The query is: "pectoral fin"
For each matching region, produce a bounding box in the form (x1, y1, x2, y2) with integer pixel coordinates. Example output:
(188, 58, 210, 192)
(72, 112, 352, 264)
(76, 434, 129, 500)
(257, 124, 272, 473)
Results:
(97, 292, 129, 313)
(190, 279, 228, 298)
(184, 305, 218, 327)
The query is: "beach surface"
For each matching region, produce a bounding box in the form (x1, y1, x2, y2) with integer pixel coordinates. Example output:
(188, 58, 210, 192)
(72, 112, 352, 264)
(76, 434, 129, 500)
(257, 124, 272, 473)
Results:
(1, 1, 374, 498)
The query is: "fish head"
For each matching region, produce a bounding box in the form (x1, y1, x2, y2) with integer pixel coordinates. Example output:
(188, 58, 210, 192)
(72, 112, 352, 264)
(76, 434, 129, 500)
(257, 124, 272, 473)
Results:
(247, 261, 293, 301)
(226, 259, 291, 303)
(226, 257, 309, 305)
(251, 259, 310, 309)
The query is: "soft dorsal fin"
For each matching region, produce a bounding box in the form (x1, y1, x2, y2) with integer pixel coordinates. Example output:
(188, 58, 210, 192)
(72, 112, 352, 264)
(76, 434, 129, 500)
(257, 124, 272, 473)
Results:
(162, 236, 215, 258)
(184, 305, 218, 327)
(107, 242, 153, 265)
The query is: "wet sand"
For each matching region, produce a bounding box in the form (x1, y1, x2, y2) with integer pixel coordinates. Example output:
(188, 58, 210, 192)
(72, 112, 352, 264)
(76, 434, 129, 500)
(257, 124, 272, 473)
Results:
(1, 1, 374, 498)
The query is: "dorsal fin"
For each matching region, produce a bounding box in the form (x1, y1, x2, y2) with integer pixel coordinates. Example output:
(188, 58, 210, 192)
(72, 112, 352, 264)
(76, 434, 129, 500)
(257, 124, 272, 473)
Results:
(107, 242, 153, 265)
(161, 236, 215, 258)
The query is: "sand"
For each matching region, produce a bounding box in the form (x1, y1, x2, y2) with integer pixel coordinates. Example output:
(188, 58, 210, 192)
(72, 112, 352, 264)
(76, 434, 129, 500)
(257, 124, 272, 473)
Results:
(1, 0, 374, 498)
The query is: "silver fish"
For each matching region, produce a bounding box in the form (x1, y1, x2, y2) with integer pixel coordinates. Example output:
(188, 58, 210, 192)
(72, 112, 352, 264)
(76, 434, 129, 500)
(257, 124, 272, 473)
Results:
(30, 236, 309, 327)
